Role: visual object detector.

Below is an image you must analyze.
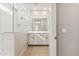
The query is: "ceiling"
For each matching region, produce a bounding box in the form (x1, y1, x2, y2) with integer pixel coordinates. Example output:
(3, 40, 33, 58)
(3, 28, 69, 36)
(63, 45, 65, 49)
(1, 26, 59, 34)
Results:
(14, 3, 51, 10)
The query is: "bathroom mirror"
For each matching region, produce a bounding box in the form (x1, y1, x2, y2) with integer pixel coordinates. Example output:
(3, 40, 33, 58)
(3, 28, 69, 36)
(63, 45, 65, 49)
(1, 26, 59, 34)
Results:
(32, 18, 47, 31)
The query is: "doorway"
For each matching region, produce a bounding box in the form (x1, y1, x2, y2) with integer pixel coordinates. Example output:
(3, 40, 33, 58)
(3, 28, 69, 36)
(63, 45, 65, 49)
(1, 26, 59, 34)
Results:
(13, 3, 57, 56)
(14, 3, 50, 56)
(0, 3, 56, 56)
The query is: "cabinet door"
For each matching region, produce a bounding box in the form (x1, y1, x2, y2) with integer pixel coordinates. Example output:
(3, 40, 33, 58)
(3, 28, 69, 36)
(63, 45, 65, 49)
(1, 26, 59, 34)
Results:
(28, 33, 49, 45)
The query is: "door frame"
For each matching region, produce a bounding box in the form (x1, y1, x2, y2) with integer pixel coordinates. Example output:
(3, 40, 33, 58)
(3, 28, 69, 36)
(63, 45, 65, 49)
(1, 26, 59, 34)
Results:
(49, 3, 57, 56)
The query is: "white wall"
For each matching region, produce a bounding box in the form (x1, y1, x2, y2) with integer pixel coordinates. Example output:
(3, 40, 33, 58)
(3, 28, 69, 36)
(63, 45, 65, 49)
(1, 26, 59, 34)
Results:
(14, 4, 28, 56)
(14, 33, 28, 56)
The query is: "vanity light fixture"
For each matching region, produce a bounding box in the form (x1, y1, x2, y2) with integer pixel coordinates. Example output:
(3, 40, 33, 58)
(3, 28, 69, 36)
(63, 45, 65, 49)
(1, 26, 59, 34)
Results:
(33, 7, 37, 10)
(41, 11, 47, 15)
(48, 8, 51, 10)
(43, 8, 47, 10)
(33, 11, 39, 14)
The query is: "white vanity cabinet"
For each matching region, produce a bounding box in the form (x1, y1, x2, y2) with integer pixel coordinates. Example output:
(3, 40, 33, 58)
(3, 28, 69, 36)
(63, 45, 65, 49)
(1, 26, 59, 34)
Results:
(28, 33, 49, 45)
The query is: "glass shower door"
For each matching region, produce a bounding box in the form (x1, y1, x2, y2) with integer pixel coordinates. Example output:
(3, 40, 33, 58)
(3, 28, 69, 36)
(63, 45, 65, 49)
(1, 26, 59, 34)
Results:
(0, 3, 14, 56)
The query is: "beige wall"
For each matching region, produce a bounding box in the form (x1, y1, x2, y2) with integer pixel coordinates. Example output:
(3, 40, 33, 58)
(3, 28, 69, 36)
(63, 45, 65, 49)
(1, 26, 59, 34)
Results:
(14, 32, 28, 55)
(57, 3, 79, 56)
